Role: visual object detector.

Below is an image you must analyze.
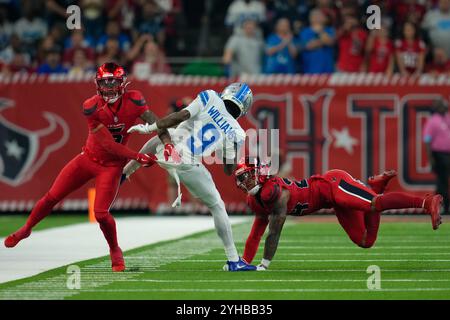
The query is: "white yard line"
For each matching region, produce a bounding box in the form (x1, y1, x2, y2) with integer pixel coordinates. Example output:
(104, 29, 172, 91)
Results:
(77, 288, 450, 293)
(179, 259, 450, 262)
(236, 239, 450, 243)
(198, 252, 450, 256)
(117, 279, 450, 283)
(277, 246, 450, 249)
(0, 216, 247, 284)
(142, 269, 450, 272)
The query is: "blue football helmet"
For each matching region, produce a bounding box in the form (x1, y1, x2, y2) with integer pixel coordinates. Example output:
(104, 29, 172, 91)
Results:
(221, 82, 253, 117)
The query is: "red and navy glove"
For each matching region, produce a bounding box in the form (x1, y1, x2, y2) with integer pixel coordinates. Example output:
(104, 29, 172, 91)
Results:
(136, 153, 157, 167)
(163, 143, 181, 163)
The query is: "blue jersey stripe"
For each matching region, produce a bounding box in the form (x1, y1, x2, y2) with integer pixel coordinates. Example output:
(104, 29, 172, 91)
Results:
(200, 91, 209, 106)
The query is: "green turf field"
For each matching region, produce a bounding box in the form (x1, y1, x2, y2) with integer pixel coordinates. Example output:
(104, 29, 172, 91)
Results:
(1, 217, 450, 300)
(0, 215, 88, 237)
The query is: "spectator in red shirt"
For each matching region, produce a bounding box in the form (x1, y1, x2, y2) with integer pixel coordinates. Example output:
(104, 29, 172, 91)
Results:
(395, 21, 426, 76)
(336, 14, 367, 72)
(317, 0, 338, 27)
(106, 0, 137, 31)
(127, 34, 171, 79)
(1, 52, 34, 75)
(97, 38, 123, 66)
(365, 23, 394, 75)
(395, 0, 427, 25)
(426, 47, 450, 75)
(63, 30, 95, 69)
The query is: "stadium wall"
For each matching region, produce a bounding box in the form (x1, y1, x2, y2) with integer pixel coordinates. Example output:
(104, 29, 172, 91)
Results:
(0, 73, 449, 213)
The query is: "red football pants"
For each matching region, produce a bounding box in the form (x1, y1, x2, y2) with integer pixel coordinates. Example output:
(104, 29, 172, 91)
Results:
(322, 169, 379, 248)
(25, 152, 122, 249)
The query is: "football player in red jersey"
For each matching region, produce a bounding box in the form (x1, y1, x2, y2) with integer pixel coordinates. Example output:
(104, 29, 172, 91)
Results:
(4, 62, 178, 272)
(235, 157, 443, 270)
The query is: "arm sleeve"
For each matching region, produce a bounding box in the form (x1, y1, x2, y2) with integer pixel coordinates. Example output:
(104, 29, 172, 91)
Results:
(243, 216, 269, 264)
(326, 27, 336, 38)
(299, 29, 312, 49)
(265, 34, 277, 50)
(92, 126, 139, 160)
(184, 96, 203, 118)
(260, 181, 282, 204)
(128, 90, 150, 116)
(225, 36, 237, 51)
(83, 98, 102, 130)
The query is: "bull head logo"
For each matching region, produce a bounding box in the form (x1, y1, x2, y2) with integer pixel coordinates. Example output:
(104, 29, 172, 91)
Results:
(0, 98, 69, 186)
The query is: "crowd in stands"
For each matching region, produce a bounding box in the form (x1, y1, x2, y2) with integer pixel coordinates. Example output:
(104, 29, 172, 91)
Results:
(1, 0, 450, 78)
(224, 0, 450, 76)
(0, 0, 175, 76)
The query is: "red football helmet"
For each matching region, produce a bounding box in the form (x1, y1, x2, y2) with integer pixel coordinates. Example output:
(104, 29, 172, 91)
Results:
(234, 156, 266, 195)
(95, 62, 128, 104)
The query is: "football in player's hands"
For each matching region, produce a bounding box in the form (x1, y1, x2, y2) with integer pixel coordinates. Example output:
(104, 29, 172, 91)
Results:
(136, 153, 157, 167)
(164, 143, 182, 163)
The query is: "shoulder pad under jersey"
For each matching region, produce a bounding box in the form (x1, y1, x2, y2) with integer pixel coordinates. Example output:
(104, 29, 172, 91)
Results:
(127, 90, 147, 107)
(198, 90, 218, 107)
(82, 95, 101, 116)
(259, 179, 282, 205)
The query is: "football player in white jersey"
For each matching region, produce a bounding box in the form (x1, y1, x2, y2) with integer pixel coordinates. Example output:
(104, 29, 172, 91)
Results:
(125, 83, 256, 271)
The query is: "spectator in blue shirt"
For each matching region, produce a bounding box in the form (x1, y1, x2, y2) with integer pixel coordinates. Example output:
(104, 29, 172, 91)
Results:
(299, 9, 336, 74)
(264, 17, 298, 74)
(134, 0, 165, 46)
(37, 47, 67, 74)
(97, 20, 131, 54)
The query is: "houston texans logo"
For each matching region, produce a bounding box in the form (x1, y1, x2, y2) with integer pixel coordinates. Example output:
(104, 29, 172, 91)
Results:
(0, 98, 69, 186)
(248, 90, 334, 177)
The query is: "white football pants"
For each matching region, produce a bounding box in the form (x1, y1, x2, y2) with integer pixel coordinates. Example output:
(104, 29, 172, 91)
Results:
(123, 136, 240, 262)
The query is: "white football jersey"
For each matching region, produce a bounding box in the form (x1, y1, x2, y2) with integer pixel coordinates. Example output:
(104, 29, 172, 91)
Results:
(168, 90, 246, 164)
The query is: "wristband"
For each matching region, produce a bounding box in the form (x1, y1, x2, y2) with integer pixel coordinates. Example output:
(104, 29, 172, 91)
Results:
(261, 258, 271, 268)
(146, 122, 158, 132)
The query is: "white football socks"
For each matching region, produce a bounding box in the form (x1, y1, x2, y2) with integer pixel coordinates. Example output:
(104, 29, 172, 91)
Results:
(209, 200, 239, 262)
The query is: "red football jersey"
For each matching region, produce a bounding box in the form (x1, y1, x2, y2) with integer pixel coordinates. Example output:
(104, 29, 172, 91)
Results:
(395, 39, 426, 74)
(367, 38, 393, 73)
(246, 176, 331, 217)
(426, 61, 450, 74)
(82, 90, 149, 166)
(337, 29, 368, 72)
(395, 2, 426, 25)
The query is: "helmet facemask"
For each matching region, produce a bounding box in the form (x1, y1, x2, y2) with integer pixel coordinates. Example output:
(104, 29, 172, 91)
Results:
(95, 62, 128, 104)
(235, 167, 261, 195)
(96, 77, 126, 104)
